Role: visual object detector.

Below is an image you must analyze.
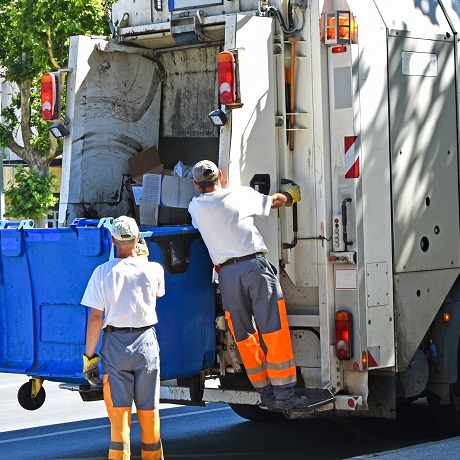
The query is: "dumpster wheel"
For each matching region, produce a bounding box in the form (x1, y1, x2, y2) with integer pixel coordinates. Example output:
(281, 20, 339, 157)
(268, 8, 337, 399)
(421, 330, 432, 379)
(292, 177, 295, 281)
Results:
(17, 379, 46, 411)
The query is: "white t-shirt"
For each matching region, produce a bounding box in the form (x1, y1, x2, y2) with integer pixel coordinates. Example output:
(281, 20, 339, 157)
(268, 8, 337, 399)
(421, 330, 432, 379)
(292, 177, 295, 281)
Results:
(188, 186, 272, 265)
(81, 257, 165, 328)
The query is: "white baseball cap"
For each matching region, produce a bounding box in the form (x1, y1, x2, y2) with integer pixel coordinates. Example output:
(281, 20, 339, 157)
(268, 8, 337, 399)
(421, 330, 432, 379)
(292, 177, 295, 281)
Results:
(111, 216, 139, 241)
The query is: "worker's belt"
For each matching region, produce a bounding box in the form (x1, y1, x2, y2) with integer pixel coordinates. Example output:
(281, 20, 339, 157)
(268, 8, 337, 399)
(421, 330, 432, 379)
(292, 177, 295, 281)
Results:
(103, 325, 153, 333)
(220, 253, 264, 268)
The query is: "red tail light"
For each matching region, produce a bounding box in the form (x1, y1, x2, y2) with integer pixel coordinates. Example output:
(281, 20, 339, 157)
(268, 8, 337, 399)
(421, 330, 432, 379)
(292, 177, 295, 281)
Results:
(336, 310, 352, 360)
(41, 72, 59, 121)
(331, 45, 347, 54)
(218, 51, 236, 105)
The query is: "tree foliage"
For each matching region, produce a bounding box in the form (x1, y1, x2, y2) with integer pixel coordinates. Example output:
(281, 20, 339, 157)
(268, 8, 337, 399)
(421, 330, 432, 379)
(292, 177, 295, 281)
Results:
(4, 164, 58, 219)
(0, 0, 113, 175)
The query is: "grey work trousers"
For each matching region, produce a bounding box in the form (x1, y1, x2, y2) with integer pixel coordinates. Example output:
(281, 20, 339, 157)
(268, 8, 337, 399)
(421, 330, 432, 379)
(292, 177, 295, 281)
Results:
(100, 327, 160, 410)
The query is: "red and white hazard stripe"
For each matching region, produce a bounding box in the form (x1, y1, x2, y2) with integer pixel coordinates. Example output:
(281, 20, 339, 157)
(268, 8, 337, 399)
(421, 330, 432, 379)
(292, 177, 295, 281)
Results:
(367, 346, 379, 368)
(344, 135, 359, 179)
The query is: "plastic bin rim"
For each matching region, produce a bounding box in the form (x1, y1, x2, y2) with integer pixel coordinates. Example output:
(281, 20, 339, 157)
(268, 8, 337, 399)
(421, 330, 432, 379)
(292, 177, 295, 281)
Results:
(0, 225, 199, 237)
(140, 225, 199, 236)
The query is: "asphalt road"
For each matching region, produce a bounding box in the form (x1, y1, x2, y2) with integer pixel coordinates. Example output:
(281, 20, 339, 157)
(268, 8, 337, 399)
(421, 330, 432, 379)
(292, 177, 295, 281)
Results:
(0, 373, 456, 460)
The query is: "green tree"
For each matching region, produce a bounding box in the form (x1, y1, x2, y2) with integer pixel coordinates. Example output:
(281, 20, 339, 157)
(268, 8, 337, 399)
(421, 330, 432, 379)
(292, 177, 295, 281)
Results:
(0, 0, 113, 224)
(4, 165, 58, 227)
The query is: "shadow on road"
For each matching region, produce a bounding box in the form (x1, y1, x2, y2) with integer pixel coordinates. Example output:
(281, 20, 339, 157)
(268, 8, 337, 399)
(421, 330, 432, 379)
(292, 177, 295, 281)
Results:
(0, 401, 454, 460)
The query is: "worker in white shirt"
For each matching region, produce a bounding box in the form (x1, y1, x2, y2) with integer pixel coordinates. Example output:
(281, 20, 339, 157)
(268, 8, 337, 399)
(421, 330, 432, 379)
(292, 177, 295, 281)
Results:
(188, 160, 308, 412)
(82, 216, 165, 460)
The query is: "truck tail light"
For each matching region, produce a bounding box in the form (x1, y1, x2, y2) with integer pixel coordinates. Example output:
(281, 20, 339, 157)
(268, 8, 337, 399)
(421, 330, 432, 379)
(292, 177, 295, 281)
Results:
(41, 72, 60, 121)
(336, 310, 352, 360)
(218, 51, 236, 105)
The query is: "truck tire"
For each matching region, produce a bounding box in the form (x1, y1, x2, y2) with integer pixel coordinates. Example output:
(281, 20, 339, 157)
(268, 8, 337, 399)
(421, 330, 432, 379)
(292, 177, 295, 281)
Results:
(228, 403, 286, 422)
(427, 387, 460, 433)
(427, 341, 460, 433)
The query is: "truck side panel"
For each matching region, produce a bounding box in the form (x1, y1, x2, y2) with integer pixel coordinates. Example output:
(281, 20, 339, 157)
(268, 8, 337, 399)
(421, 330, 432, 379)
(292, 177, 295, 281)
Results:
(388, 33, 460, 370)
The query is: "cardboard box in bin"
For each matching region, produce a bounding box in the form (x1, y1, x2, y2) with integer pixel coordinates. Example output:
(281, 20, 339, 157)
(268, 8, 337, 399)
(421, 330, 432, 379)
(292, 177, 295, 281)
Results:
(162, 176, 199, 208)
(128, 146, 164, 183)
(131, 185, 143, 224)
(141, 174, 162, 204)
(140, 199, 159, 226)
(159, 206, 191, 225)
(140, 200, 191, 226)
(142, 174, 199, 208)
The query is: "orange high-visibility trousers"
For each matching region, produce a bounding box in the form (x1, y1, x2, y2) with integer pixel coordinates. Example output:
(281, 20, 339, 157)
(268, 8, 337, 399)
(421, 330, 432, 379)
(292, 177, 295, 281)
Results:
(103, 376, 164, 460)
(104, 375, 132, 460)
(100, 327, 162, 459)
(137, 409, 164, 460)
(219, 255, 297, 392)
(225, 298, 296, 389)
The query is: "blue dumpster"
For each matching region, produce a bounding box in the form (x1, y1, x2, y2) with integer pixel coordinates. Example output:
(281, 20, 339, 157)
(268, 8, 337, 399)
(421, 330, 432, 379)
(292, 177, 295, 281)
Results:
(142, 225, 216, 380)
(0, 218, 215, 389)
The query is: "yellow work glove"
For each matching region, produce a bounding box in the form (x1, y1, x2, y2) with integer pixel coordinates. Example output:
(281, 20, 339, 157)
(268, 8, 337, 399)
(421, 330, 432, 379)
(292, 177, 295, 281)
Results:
(136, 238, 149, 257)
(283, 183, 301, 207)
(82, 353, 100, 385)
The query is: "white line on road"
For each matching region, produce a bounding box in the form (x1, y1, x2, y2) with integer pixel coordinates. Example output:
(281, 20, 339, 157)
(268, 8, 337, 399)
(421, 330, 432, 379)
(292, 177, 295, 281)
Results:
(0, 407, 231, 445)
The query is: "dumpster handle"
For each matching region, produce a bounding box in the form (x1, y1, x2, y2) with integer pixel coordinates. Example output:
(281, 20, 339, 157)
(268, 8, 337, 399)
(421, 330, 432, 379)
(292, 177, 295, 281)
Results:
(0, 219, 34, 230)
(71, 217, 114, 228)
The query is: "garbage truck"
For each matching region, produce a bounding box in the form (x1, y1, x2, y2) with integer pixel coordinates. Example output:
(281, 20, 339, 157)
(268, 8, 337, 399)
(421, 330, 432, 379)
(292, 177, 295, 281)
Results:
(3, 0, 460, 433)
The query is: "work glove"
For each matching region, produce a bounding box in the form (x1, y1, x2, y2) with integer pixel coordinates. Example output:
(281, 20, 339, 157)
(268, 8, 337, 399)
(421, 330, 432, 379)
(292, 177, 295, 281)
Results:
(136, 238, 149, 257)
(283, 183, 301, 207)
(82, 353, 100, 385)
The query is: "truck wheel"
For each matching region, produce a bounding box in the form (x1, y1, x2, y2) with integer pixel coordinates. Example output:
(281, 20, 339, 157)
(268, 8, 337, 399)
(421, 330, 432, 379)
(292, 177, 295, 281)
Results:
(219, 374, 286, 422)
(17, 381, 46, 411)
(427, 341, 460, 433)
(228, 403, 286, 422)
(427, 388, 460, 433)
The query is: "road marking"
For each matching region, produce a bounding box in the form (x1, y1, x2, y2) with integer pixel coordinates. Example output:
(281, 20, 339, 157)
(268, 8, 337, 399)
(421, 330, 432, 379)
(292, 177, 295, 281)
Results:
(0, 406, 231, 445)
(0, 383, 28, 389)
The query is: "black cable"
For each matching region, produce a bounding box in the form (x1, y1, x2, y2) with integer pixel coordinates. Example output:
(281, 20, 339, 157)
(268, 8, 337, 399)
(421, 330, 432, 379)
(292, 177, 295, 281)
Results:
(266, 6, 297, 34)
(297, 235, 332, 241)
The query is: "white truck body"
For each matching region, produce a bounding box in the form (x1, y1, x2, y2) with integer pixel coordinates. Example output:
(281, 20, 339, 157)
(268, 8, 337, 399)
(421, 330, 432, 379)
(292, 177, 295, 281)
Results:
(59, 0, 460, 428)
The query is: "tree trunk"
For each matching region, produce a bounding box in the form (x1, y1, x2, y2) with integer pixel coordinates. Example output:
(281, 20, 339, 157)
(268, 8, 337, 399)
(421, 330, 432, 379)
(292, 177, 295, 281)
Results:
(5, 79, 61, 228)
(7, 80, 59, 173)
(34, 216, 48, 229)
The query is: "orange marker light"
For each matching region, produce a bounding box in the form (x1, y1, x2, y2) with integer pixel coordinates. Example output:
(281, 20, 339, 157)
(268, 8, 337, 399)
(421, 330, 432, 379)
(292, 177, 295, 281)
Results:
(362, 351, 368, 370)
(327, 14, 355, 40)
(320, 11, 358, 45)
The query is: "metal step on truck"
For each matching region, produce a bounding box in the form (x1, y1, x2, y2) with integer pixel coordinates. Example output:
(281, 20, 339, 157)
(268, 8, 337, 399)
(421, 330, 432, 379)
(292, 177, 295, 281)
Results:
(3, 0, 460, 432)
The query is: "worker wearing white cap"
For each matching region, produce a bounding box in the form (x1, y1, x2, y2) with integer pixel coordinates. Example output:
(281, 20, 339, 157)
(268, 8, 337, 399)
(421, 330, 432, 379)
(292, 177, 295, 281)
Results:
(81, 215, 165, 460)
(188, 160, 308, 412)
